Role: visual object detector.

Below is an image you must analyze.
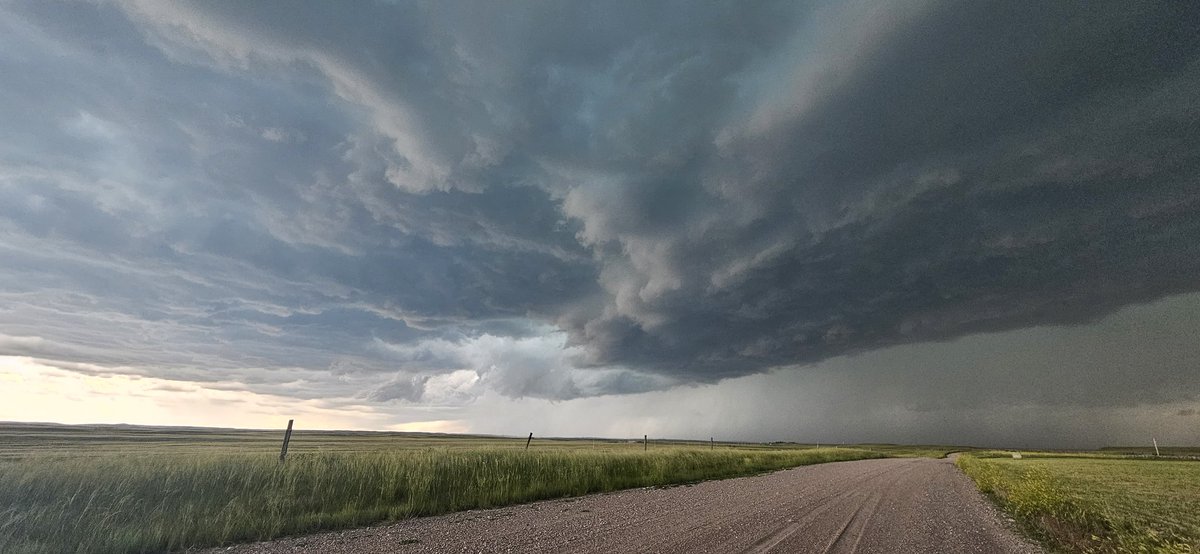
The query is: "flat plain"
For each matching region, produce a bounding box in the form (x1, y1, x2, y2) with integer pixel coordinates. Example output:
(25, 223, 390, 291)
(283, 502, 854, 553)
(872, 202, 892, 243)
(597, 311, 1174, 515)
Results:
(0, 422, 892, 553)
(957, 452, 1200, 552)
(2, 422, 1196, 553)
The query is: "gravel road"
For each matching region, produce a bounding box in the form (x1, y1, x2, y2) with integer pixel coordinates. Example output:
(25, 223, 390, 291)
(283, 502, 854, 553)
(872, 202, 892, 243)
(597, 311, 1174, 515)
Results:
(208, 457, 1042, 553)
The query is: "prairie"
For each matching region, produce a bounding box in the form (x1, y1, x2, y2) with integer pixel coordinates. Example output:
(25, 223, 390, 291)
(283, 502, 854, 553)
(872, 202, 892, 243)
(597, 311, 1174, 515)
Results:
(957, 452, 1200, 553)
(0, 423, 884, 553)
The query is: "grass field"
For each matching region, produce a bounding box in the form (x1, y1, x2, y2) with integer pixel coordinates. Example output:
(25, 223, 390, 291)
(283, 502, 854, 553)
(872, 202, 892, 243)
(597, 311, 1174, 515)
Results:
(0, 422, 892, 554)
(13, 422, 1195, 553)
(957, 452, 1200, 553)
(1098, 446, 1200, 458)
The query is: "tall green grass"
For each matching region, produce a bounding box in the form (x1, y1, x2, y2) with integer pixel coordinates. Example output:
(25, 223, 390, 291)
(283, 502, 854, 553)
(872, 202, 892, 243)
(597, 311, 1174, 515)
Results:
(956, 453, 1200, 553)
(0, 447, 879, 553)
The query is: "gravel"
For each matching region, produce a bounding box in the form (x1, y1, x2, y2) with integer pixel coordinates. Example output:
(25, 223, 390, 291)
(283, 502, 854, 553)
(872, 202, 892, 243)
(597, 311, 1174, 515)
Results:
(204, 456, 1042, 553)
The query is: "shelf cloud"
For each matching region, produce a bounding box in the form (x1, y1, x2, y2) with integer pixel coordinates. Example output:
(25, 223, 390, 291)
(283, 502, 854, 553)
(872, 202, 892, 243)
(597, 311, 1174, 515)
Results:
(1, 1, 1197, 445)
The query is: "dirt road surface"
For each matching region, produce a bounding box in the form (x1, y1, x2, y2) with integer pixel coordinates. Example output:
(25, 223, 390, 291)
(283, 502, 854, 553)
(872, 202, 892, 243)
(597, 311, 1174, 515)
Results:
(208, 457, 1041, 553)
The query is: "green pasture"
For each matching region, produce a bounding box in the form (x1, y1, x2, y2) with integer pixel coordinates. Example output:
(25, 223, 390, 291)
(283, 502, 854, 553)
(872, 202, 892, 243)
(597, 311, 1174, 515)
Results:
(957, 452, 1200, 553)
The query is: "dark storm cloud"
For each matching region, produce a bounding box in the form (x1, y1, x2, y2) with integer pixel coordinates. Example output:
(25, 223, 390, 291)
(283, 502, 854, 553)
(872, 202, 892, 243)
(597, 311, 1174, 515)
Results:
(453, 293, 1200, 449)
(366, 374, 429, 403)
(1, 0, 1198, 416)
(553, 1, 1200, 379)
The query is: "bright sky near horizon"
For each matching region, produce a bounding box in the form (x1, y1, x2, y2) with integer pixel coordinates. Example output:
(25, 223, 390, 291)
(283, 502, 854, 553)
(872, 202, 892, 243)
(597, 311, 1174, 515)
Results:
(1, 1, 1198, 447)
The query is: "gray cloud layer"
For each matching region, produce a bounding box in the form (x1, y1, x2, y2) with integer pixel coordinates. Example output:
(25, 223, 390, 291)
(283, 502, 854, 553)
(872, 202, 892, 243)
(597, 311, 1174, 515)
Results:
(1, 1, 1198, 438)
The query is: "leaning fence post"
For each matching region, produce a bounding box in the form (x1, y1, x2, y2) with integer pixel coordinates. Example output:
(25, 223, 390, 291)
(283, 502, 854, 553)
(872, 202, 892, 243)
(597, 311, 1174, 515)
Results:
(525, 432, 533, 450)
(279, 419, 294, 463)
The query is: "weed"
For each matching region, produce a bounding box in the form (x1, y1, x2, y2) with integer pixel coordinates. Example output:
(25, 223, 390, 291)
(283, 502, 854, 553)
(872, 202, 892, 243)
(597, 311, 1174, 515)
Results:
(957, 454, 1199, 553)
(0, 446, 880, 553)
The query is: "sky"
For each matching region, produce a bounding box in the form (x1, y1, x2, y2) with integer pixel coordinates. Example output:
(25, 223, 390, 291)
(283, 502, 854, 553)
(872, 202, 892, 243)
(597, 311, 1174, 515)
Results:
(1, 1, 1198, 448)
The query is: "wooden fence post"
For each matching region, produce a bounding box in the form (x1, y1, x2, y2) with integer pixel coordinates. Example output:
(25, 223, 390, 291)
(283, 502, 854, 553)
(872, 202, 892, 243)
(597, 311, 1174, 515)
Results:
(710, 437, 714, 450)
(644, 434, 648, 451)
(279, 419, 294, 463)
(525, 432, 533, 450)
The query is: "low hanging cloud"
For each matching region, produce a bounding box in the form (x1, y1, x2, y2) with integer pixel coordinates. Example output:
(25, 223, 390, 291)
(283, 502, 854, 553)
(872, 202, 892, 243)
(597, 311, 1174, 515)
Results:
(367, 332, 674, 403)
(0, 0, 1198, 429)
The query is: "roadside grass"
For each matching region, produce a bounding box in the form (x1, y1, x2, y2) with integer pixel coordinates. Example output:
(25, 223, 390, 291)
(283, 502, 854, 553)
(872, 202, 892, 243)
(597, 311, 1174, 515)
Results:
(0, 446, 882, 553)
(956, 453, 1200, 553)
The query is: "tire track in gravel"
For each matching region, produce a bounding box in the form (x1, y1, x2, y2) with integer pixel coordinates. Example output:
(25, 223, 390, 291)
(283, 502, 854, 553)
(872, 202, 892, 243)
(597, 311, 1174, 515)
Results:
(741, 460, 919, 554)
